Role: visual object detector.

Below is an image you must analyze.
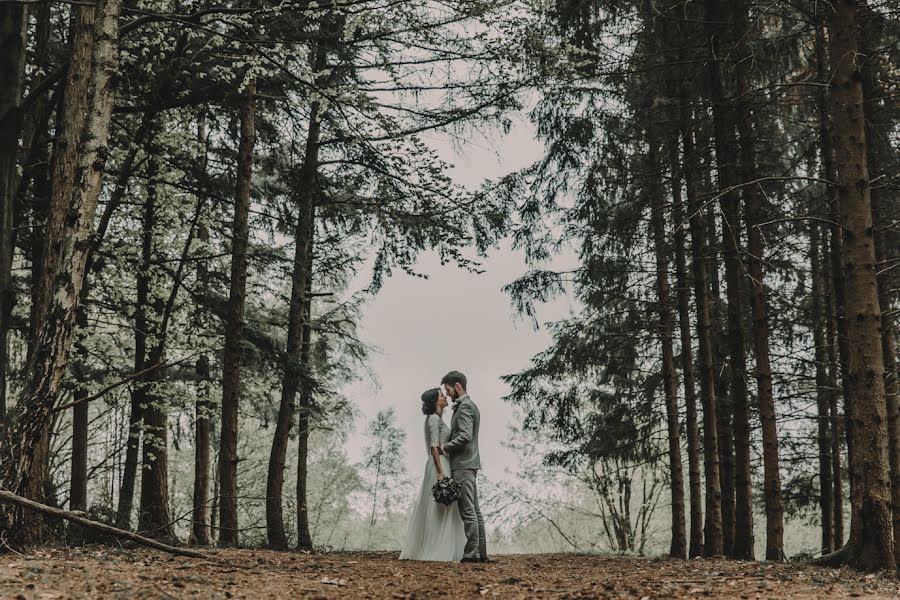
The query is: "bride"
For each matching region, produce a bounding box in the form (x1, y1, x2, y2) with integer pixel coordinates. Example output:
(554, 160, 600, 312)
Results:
(399, 387, 466, 561)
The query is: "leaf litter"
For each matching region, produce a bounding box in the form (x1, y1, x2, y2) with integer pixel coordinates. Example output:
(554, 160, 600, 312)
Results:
(1, 547, 899, 599)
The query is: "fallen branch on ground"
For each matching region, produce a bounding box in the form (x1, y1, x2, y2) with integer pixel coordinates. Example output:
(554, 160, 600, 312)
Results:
(0, 489, 208, 559)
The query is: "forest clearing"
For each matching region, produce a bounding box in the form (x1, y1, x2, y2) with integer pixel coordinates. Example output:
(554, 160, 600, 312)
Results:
(3, 548, 900, 599)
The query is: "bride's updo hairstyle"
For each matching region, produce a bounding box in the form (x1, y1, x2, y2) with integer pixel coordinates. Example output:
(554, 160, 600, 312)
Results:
(421, 388, 440, 415)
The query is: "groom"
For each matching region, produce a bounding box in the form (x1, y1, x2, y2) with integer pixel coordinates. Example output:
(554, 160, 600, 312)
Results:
(440, 370, 490, 563)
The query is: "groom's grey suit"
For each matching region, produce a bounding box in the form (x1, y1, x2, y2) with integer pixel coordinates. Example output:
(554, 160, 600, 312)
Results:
(443, 394, 486, 561)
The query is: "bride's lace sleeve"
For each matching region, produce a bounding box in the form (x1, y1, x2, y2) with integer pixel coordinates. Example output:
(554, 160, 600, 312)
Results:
(426, 415, 441, 448)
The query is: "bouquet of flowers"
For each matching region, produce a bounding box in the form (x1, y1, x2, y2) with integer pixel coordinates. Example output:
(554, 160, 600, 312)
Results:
(432, 477, 461, 505)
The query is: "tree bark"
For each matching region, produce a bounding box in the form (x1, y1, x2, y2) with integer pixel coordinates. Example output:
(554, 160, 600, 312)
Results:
(20, 1, 100, 544)
(703, 0, 750, 560)
(0, 0, 29, 420)
(815, 17, 846, 548)
(0, 0, 123, 542)
(135, 157, 175, 543)
(824, 226, 846, 548)
(296, 294, 315, 551)
(190, 126, 212, 546)
(219, 77, 257, 547)
(826, 0, 894, 572)
(192, 351, 211, 546)
(859, 0, 900, 567)
(682, 105, 722, 557)
(708, 211, 736, 559)
(811, 212, 835, 554)
(671, 133, 703, 559)
(646, 130, 687, 559)
(731, 0, 784, 560)
(115, 269, 147, 530)
(69, 284, 91, 540)
(266, 98, 321, 550)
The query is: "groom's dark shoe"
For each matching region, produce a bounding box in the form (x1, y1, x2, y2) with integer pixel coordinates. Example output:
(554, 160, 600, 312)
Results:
(479, 557, 498, 563)
(460, 557, 480, 563)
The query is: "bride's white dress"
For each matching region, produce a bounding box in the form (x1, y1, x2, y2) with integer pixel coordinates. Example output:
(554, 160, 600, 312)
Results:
(399, 413, 466, 561)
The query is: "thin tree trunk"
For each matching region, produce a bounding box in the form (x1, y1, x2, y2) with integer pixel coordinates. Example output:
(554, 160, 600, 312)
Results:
(69, 388, 89, 514)
(296, 249, 315, 552)
(266, 92, 321, 548)
(671, 134, 703, 559)
(138, 364, 174, 541)
(647, 131, 687, 559)
(211, 450, 219, 545)
(682, 105, 723, 557)
(116, 281, 147, 530)
(703, 0, 750, 560)
(825, 0, 894, 572)
(190, 124, 212, 546)
(0, 0, 29, 420)
(219, 77, 257, 547)
(135, 158, 175, 543)
(708, 210, 736, 558)
(732, 0, 783, 560)
(192, 350, 211, 546)
(69, 286, 90, 540)
(824, 226, 846, 547)
(811, 213, 835, 554)
(815, 17, 846, 547)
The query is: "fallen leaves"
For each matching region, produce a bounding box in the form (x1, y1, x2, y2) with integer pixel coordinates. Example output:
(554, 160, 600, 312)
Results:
(1, 548, 900, 599)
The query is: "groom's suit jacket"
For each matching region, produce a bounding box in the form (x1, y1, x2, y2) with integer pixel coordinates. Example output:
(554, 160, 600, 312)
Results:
(445, 395, 481, 471)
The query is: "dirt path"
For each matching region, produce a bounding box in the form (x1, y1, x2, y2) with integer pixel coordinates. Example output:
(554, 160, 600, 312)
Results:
(1, 548, 898, 599)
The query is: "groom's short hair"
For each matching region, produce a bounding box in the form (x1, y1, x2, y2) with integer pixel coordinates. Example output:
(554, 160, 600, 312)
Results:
(441, 370, 467, 390)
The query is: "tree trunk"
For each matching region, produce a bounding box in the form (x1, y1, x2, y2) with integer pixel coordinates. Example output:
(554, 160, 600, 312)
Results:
(811, 213, 835, 554)
(37, 3, 95, 333)
(266, 98, 321, 550)
(671, 134, 703, 559)
(826, 0, 894, 572)
(138, 365, 174, 541)
(703, 0, 751, 560)
(646, 131, 687, 559)
(69, 388, 88, 513)
(0, 0, 123, 542)
(0, 0, 29, 420)
(69, 285, 91, 540)
(859, 0, 900, 567)
(814, 17, 856, 534)
(20, 0, 99, 545)
(815, 17, 846, 548)
(296, 306, 314, 552)
(219, 77, 256, 547)
(135, 158, 175, 543)
(191, 351, 211, 546)
(190, 144, 212, 546)
(732, 0, 784, 560)
(682, 105, 723, 557)
(824, 226, 846, 547)
(116, 294, 147, 530)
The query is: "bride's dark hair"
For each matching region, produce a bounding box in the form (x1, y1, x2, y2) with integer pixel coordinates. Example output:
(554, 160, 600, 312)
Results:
(421, 388, 440, 415)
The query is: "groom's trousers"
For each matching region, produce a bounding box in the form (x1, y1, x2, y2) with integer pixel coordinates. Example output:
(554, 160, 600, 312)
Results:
(454, 468, 487, 560)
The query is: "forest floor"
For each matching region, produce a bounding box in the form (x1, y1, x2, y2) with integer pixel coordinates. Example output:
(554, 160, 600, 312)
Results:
(1, 547, 899, 599)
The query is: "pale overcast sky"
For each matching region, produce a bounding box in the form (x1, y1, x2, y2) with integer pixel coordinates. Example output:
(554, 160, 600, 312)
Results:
(341, 114, 577, 488)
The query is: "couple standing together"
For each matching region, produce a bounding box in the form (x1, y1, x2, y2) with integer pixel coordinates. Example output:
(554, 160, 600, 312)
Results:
(399, 371, 492, 563)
